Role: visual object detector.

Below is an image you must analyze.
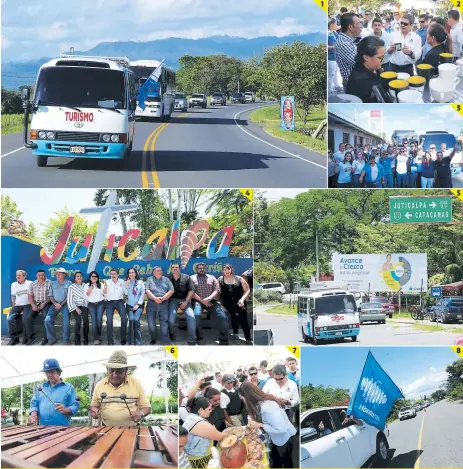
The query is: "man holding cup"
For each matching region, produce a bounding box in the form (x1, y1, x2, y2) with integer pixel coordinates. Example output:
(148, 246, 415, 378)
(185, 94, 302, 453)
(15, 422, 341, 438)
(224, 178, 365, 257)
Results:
(388, 13, 422, 76)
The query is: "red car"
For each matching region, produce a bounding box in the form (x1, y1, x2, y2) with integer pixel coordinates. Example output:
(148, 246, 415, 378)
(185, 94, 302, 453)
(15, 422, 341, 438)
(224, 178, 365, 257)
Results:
(369, 296, 398, 318)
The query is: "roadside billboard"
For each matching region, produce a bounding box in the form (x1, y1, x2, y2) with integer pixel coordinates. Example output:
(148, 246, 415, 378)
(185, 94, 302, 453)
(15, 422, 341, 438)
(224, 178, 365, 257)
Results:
(332, 253, 427, 293)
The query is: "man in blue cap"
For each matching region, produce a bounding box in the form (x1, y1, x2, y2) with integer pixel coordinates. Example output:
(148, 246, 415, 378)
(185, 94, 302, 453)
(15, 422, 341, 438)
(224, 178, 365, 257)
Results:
(28, 358, 80, 426)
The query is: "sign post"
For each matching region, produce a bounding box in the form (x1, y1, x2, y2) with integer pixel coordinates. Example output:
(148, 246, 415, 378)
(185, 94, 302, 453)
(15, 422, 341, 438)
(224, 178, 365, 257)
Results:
(389, 196, 452, 224)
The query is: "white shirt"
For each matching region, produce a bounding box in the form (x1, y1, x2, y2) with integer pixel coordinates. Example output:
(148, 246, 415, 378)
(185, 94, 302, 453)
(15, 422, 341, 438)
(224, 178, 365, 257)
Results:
(389, 30, 422, 65)
(370, 164, 379, 181)
(262, 378, 300, 407)
(258, 371, 270, 381)
(220, 389, 234, 409)
(11, 280, 32, 306)
(451, 22, 463, 58)
(105, 278, 125, 300)
(85, 283, 105, 303)
(396, 154, 409, 174)
(211, 380, 222, 391)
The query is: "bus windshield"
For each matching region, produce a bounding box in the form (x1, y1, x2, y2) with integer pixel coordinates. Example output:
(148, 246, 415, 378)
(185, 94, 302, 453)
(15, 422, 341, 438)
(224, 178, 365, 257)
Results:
(34, 67, 126, 109)
(419, 133, 457, 151)
(315, 295, 357, 315)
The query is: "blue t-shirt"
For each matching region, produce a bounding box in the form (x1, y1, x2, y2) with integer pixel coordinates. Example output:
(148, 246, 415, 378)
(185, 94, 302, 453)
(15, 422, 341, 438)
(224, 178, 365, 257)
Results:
(328, 31, 338, 61)
(337, 162, 353, 183)
(380, 156, 394, 175)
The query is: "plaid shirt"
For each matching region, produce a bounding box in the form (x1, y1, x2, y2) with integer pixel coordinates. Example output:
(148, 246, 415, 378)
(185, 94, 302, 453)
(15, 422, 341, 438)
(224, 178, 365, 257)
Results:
(335, 32, 357, 83)
(28, 279, 52, 304)
(190, 274, 220, 299)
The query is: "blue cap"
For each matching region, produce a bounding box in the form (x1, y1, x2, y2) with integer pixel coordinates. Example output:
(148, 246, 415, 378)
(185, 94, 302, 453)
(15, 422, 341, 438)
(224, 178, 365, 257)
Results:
(42, 358, 61, 372)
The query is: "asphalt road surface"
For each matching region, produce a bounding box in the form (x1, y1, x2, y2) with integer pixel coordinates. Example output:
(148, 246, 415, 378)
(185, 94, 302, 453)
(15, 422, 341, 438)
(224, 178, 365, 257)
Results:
(386, 399, 463, 468)
(1, 103, 327, 188)
(255, 306, 463, 346)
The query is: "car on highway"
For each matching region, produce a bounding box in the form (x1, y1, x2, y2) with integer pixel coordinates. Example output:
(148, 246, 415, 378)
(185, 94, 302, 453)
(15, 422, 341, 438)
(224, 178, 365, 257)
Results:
(359, 302, 386, 324)
(430, 297, 463, 324)
(189, 94, 207, 108)
(255, 282, 286, 297)
(300, 406, 390, 468)
(210, 92, 226, 106)
(231, 92, 246, 104)
(174, 92, 188, 112)
(369, 296, 398, 318)
(244, 91, 256, 103)
(412, 403, 421, 413)
(398, 406, 416, 420)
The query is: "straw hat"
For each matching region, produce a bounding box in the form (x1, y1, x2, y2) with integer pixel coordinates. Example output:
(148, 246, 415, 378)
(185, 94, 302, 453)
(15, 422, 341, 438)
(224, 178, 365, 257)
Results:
(101, 350, 136, 370)
(55, 268, 67, 274)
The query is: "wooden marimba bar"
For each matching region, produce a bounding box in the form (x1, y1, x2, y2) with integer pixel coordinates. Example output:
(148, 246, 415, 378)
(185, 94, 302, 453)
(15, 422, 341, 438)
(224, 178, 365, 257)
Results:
(1, 425, 178, 468)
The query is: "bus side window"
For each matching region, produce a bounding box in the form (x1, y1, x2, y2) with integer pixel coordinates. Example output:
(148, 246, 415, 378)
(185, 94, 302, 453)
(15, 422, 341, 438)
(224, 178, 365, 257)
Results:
(309, 298, 315, 315)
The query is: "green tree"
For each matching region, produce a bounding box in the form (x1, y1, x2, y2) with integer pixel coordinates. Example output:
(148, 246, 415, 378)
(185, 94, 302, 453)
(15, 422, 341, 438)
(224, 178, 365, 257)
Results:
(431, 389, 447, 401)
(445, 359, 463, 397)
(1, 194, 23, 228)
(301, 384, 351, 411)
(150, 361, 178, 398)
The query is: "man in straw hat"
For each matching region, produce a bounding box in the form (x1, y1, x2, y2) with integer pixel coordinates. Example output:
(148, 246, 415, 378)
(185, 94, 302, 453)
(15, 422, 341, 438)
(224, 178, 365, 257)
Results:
(44, 268, 72, 345)
(28, 358, 80, 426)
(90, 350, 151, 426)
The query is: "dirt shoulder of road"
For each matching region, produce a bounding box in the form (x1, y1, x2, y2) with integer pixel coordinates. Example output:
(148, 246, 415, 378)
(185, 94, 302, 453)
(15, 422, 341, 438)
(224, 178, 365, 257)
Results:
(248, 105, 326, 153)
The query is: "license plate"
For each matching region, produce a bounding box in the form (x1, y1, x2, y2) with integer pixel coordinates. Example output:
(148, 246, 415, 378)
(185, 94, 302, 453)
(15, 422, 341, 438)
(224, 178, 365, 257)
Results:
(335, 332, 342, 336)
(70, 146, 85, 154)
(457, 315, 462, 319)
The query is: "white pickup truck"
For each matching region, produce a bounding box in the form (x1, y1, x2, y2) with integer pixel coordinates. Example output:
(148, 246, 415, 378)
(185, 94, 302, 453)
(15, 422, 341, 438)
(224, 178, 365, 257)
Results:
(398, 406, 416, 420)
(189, 94, 207, 109)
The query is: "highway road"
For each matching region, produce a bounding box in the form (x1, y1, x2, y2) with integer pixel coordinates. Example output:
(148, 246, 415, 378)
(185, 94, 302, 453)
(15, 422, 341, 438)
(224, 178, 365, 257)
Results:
(386, 399, 463, 468)
(1, 103, 327, 188)
(255, 305, 463, 346)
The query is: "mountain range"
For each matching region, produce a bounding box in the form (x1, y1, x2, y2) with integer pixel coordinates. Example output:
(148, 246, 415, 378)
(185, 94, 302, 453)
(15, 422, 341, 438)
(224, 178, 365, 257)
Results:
(2, 33, 324, 90)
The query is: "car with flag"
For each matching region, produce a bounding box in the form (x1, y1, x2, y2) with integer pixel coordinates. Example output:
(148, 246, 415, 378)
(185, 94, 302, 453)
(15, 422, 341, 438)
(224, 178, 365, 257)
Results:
(300, 405, 390, 468)
(398, 406, 416, 420)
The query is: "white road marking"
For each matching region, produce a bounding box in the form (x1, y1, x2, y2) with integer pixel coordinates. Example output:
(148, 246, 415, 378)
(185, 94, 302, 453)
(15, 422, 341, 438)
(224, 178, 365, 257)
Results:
(233, 107, 326, 170)
(2, 146, 25, 158)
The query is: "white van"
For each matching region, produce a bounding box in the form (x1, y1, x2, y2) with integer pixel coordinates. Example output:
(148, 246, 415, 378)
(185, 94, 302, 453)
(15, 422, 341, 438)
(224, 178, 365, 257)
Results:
(22, 54, 136, 168)
(255, 282, 286, 296)
(297, 288, 360, 345)
(300, 406, 390, 468)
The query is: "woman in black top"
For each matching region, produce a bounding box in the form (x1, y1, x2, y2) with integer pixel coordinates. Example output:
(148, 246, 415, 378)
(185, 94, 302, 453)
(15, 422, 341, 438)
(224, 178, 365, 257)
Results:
(346, 35, 391, 103)
(218, 264, 252, 345)
(419, 23, 447, 70)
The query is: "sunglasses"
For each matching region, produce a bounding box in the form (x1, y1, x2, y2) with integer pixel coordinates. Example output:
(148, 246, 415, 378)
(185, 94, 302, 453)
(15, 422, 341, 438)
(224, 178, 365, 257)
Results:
(249, 372, 258, 376)
(419, 20, 426, 23)
(400, 21, 410, 26)
(108, 368, 126, 374)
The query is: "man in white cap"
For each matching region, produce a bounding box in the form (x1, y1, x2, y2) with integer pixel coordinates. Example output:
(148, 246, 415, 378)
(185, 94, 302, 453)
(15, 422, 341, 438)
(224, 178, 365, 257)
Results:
(90, 350, 151, 426)
(44, 268, 72, 345)
(29, 358, 80, 426)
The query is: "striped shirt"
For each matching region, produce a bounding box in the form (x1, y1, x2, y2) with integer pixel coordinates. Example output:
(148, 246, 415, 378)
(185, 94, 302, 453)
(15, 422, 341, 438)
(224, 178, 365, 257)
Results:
(335, 32, 357, 83)
(28, 279, 52, 304)
(179, 451, 191, 468)
(67, 283, 87, 312)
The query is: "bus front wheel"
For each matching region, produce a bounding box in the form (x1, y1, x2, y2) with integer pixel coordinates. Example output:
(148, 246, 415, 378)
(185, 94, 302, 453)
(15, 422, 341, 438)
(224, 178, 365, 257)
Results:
(36, 155, 48, 167)
(352, 336, 357, 342)
(301, 327, 309, 343)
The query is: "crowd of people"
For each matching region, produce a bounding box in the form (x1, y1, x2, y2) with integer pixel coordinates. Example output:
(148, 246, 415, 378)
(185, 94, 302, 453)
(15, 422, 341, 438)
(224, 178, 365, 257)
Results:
(179, 357, 300, 468)
(27, 350, 151, 427)
(7, 263, 254, 347)
(328, 7, 463, 102)
(328, 140, 458, 188)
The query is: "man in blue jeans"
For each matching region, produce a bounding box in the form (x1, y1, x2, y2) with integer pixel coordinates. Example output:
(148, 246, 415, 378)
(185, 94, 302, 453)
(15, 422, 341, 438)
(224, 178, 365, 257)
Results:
(167, 262, 196, 345)
(191, 263, 229, 345)
(145, 267, 174, 345)
(104, 268, 126, 345)
(45, 268, 72, 345)
(380, 148, 396, 188)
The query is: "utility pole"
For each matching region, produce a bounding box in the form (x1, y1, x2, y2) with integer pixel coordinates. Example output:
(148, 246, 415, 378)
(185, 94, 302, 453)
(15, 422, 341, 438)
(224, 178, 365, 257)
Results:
(168, 190, 173, 222)
(315, 229, 320, 281)
(238, 80, 240, 93)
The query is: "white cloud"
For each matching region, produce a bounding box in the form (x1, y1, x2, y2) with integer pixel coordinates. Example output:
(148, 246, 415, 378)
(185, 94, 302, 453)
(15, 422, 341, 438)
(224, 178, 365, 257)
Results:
(1, 35, 10, 49)
(401, 367, 447, 400)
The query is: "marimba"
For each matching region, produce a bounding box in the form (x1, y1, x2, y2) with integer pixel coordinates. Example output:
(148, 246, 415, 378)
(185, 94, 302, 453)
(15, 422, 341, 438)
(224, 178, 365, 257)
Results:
(1, 424, 178, 468)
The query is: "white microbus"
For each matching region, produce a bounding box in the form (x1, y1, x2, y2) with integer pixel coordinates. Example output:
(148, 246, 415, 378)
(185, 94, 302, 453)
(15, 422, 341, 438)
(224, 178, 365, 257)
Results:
(130, 60, 176, 120)
(22, 54, 137, 168)
(297, 288, 360, 345)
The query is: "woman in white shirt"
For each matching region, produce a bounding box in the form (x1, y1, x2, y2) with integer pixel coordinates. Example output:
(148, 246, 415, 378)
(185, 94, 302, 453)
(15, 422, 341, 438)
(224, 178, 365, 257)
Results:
(85, 271, 106, 345)
(67, 271, 89, 345)
(239, 382, 298, 468)
(353, 150, 366, 188)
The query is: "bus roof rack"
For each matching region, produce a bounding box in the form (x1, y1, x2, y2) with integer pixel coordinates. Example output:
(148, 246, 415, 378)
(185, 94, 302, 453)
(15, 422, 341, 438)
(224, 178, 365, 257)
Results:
(59, 54, 131, 68)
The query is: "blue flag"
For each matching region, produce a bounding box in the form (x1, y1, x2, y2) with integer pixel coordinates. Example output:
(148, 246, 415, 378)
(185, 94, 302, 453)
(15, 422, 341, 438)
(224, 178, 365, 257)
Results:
(138, 60, 164, 111)
(347, 351, 404, 430)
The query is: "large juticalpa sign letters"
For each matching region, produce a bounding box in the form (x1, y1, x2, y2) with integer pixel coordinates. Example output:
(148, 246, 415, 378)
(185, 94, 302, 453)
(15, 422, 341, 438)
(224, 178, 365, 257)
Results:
(389, 196, 453, 224)
(332, 253, 428, 293)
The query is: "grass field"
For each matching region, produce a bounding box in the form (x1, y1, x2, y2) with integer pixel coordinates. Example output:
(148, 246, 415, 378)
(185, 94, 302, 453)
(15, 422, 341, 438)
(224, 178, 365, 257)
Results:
(265, 304, 298, 315)
(2, 113, 28, 136)
(249, 105, 326, 153)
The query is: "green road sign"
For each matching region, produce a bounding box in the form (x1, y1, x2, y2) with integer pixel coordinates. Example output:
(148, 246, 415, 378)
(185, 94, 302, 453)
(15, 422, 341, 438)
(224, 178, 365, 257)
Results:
(389, 196, 453, 224)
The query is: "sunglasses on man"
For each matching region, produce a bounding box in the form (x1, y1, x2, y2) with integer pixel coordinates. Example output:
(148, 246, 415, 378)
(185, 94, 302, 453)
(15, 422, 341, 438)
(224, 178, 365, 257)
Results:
(400, 21, 410, 26)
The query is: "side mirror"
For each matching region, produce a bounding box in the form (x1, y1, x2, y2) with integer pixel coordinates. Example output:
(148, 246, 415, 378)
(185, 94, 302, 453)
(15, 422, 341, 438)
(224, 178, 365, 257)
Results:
(22, 88, 31, 101)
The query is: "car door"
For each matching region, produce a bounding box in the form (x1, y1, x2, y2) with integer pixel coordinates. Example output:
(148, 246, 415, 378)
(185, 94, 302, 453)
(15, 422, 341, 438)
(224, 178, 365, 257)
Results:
(300, 410, 355, 468)
(329, 410, 374, 467)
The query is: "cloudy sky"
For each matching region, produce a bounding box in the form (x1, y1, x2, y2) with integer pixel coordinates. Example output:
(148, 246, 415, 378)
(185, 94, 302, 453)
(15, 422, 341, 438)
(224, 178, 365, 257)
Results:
(1, 0, 325, 62)
(329, 104, 463, 141)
